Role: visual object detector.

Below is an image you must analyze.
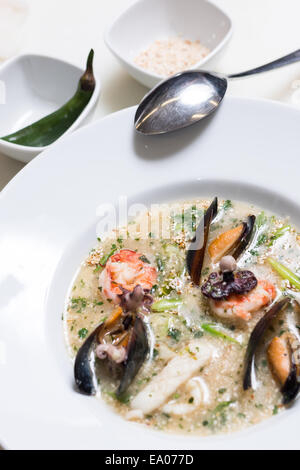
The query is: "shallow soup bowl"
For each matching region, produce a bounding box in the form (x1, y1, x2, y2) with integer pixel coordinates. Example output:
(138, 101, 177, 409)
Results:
(1, 98, 300, 449)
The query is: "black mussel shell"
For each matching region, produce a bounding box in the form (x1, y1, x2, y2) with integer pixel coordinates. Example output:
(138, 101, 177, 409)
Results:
(74, 314, 149, 398)
(201, 270, 257, 300)
(281, 336, 300, 405)
(243, 297, 290, 391)
(74, 323, 104, 395)
(281, 361, 300, 405)
(231, 215, 256, 260)
(186, 197, 218, 285)
(117, 316, 149, 397)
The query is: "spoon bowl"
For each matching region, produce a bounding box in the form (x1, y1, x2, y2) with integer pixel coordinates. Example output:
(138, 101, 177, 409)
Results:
(135, 71, 227, 134)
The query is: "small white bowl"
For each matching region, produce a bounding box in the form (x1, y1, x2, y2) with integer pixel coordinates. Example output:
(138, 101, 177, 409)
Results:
(105, 0, 232, 89)
(0, 54, 101, 163)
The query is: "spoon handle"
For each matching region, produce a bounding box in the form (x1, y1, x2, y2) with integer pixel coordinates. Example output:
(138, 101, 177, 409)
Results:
(228, 49, 300, 79)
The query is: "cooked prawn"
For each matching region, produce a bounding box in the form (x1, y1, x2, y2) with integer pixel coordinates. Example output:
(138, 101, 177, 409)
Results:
(99, 249, 157, 303)
(210, 280, 276, 321)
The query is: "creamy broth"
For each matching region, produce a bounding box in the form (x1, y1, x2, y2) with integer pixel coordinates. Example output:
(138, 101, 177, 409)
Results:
(64, 198, 300, 435)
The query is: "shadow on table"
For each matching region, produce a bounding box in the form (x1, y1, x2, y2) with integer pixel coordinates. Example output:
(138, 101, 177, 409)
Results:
(100, 70, 148, 115)
(133, 111, 214, 161)
(0, 152, 25, 191)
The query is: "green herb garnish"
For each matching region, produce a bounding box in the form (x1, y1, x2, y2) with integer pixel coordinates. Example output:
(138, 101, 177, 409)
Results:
(201, 323, 240, 345)
(139, 255, 150, 264)
(70, 297, 87, 313)
(222, 200, 232, 211)
(268, 225, 291, 246)
(152, 297, 183, 312)
(78, 328, 88, 339)
(167, 327, 181, 342)
(268, 257, 300, 290)
(94, 244, 117, 272)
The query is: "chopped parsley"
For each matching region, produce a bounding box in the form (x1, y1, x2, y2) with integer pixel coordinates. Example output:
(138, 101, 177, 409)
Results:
(139, 255, 150, 264)
(256, 233, 268, 246)
(222, 200, 232, 211)
(203, 401, 235, 429)
(171, 205, 203, 237)
(117, 236, 123, 244)
(78, 328, 88, 339)
(152, 348, 159, 359)
(167, 327, 181, 342)
(156, 257, 164, 271)
(70, 297, 87, 313)
(256, 211, 267, 228)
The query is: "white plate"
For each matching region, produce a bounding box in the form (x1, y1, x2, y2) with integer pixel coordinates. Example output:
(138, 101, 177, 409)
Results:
(105, 0, 232, 88)
(1, 97, 300, 450)
(0, 54, 101, 163)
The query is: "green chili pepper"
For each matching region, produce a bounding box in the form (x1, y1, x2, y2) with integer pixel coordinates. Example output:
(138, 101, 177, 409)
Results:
(201, 323, 240, 344)
(268, 257, 300, 290)
(1, 49, 96, 147)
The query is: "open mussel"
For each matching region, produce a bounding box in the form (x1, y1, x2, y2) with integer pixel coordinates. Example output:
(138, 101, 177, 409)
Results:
(74, 322, 104, 395)
(208, 215, 255, 263)
(186, 197, 218, 285)
(243, 297, 290, 391)
(117, 316, 148, 396)
(268, 332, 300, 405)
(232, 215, 256, 260)
(74, 286, 150, 397)
(187, 197, 256, 286)
(281, 362, 300, 405)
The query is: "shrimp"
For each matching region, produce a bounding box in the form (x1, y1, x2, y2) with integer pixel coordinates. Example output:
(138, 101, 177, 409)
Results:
(210, 280, 276, 321)
(99, 249, 157, 303)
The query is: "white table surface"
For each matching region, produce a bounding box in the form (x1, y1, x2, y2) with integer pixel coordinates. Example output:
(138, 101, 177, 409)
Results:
(1, 0, 300, 191)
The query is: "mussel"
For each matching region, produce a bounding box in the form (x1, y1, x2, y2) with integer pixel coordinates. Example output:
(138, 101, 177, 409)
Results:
(243, 297, 290, 391)
(117, 316, 148, 396)
(74, 286, 150, 397)
(268, 333, 300, 405)
(208, 215, 255, 263)
(281, 361, 300, 405)
(231, 215, 256, 260)
(74, 322, 104, 395)
(186, 197, 218, 285)
(187, 198, 256, 285)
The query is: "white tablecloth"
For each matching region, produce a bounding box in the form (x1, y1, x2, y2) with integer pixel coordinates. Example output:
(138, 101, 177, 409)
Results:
(1, 0, 300, 190)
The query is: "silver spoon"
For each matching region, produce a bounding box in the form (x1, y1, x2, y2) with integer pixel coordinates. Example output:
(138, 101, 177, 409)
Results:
(135, 49, 300, 135)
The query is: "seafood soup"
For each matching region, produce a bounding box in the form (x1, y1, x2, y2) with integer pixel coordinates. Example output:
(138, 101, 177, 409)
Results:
(65, 197, 300, 435)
